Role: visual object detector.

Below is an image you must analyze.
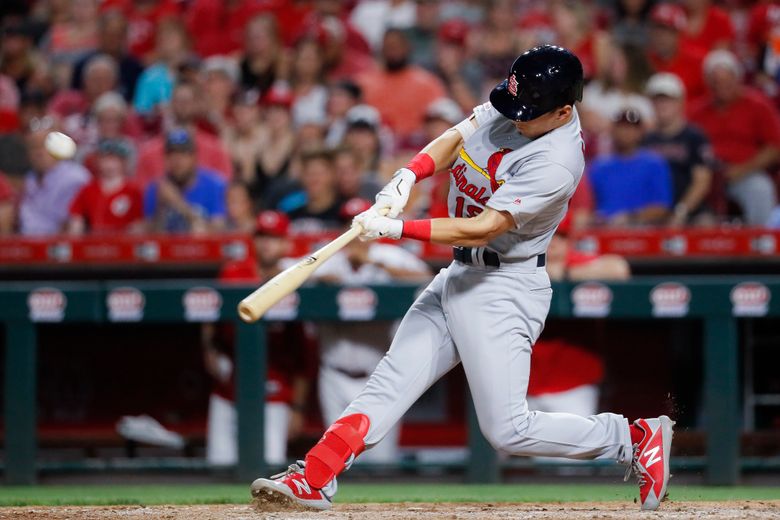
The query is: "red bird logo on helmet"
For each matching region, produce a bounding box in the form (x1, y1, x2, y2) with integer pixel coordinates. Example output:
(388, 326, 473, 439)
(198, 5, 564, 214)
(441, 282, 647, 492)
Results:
(508, 74, 519, 96)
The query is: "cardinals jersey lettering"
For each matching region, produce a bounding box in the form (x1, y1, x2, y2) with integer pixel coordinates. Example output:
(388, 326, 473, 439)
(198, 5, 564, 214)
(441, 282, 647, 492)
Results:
(447, 102, 585, 259)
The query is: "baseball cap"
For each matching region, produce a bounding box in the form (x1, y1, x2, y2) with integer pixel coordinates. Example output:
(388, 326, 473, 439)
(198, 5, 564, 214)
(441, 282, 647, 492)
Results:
(613, 107, 642, 125)
(254, 210, 290, 237)
(97, 138, 132, 159)
(703, 49, 743, 78)
(438, 19, 469, 46)
(339, 198, 372, 219)
(646, 73, 686, 99)
(346, 104, 381, 131)
(425, 98, 464, 125)
(262, 86, 293, 108)
(202, 56, 240, 84)
(650, 3, 687, 31)
(164, 128, 195, 153)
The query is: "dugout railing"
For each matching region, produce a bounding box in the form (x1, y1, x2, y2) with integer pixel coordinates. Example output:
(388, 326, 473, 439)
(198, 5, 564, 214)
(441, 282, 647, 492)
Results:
(1, 277, 778, 486)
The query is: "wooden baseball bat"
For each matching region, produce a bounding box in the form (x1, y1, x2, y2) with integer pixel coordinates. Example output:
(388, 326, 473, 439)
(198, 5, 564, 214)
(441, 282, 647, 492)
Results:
(237, 210, 386, 323)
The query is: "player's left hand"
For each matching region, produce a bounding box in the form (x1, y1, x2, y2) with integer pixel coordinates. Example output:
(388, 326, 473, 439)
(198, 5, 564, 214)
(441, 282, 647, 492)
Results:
(373, 168, 416, 218)
(353, 208, 402, 241)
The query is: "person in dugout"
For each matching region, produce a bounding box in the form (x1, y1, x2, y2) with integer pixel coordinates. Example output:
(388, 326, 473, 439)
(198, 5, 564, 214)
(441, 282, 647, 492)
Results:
(201, 209, 316, 467)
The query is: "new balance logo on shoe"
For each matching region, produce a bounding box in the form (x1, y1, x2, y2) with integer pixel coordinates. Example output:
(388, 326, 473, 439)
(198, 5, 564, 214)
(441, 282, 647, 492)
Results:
(643, 446, 662, 468)
(292, 478, 311, 495)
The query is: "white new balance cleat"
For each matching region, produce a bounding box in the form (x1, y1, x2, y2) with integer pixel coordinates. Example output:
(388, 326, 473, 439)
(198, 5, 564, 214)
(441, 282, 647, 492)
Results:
(251, 460, 337, 511)
(625, 415, 675, 510)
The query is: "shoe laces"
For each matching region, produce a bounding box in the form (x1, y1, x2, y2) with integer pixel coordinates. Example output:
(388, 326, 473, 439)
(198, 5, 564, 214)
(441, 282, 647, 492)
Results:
(624, 444, 647, 487)
(270, 460, 305, 480)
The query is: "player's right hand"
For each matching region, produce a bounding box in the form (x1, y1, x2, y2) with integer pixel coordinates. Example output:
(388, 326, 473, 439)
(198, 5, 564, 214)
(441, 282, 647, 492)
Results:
(373, 167, 416, 218)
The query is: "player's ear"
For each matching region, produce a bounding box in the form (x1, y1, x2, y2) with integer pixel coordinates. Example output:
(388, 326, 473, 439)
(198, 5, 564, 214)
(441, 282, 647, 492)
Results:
(556, 105, 573, 120)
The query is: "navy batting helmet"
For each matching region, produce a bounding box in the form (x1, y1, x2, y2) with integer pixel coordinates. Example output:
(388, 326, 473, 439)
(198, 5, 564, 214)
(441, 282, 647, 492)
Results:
(490, 45, 584, 122)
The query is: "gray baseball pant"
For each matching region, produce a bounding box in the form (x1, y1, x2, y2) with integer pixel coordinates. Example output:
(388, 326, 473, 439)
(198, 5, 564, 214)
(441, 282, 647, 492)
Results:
(342, 260, 633, 464)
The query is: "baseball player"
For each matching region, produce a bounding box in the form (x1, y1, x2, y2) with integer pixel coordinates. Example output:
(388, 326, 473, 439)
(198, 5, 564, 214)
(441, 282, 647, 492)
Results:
(252, 46, 674, 511)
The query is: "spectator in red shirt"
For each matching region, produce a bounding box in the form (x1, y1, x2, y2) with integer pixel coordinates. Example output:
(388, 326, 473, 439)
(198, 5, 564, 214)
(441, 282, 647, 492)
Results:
(681, 0, 735, 58)
(135, 82, 233, 188)
(67, 138, 143, 235)
(0, 171, 14, 235)
(690, 50, 780, 225)
(357, 28, 446, 141)
(647, 3, 707, 104)
(200, 56, 240, 136)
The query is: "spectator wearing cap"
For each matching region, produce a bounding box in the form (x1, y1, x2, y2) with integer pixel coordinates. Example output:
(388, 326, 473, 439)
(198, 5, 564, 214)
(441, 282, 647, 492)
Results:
(432, 18, 481, 114)
(132, 19, 191, 116)
(71, 9, 144, 102)
(343, 104, 385, 180)
(201, 56, 240, 135)
(643, 73, 714, 226)
(278, 148, 345, 233)
(589, 108, 674, 226)
(324, 80, 363, 147)
(306, 8, 376, 83)
(311, 196, 430, 466)
(135, 82, 232, 188)
(334, 147, 381, 202)
(144, 129, 227, 234)
(203, 209, 315, 467)
(690, 50, 780, 225)
(647, 3, 707, 103)
(680, 0, 735, 58)
(77, 91, 140, 171)
(357, 28, 446, 141)
(67, 138, 143, 235)
(18, 128, 90, 236)
(0, 172, 15, 235)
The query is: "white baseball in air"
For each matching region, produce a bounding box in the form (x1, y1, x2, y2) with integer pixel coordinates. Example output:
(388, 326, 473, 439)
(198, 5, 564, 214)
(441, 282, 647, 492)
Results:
(44, 131, 77, 160)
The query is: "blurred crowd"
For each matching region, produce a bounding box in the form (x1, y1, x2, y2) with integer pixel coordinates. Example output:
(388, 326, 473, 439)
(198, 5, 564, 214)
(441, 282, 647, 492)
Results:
(3, 0, 780, 237)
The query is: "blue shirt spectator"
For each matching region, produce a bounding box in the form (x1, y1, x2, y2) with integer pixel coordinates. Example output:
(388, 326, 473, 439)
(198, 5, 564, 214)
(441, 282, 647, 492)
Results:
(133, 63, 174, 115)
(144, 168, 226, 232)
(589, 108, 674, 225)
(590, 151, 674, 218)
(144, 129, 227, 233)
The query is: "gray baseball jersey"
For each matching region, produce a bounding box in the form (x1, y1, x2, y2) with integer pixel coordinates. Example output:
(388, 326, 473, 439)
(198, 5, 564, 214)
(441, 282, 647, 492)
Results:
(335, 103, 633, 471)
(447, 102, 585, 259)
